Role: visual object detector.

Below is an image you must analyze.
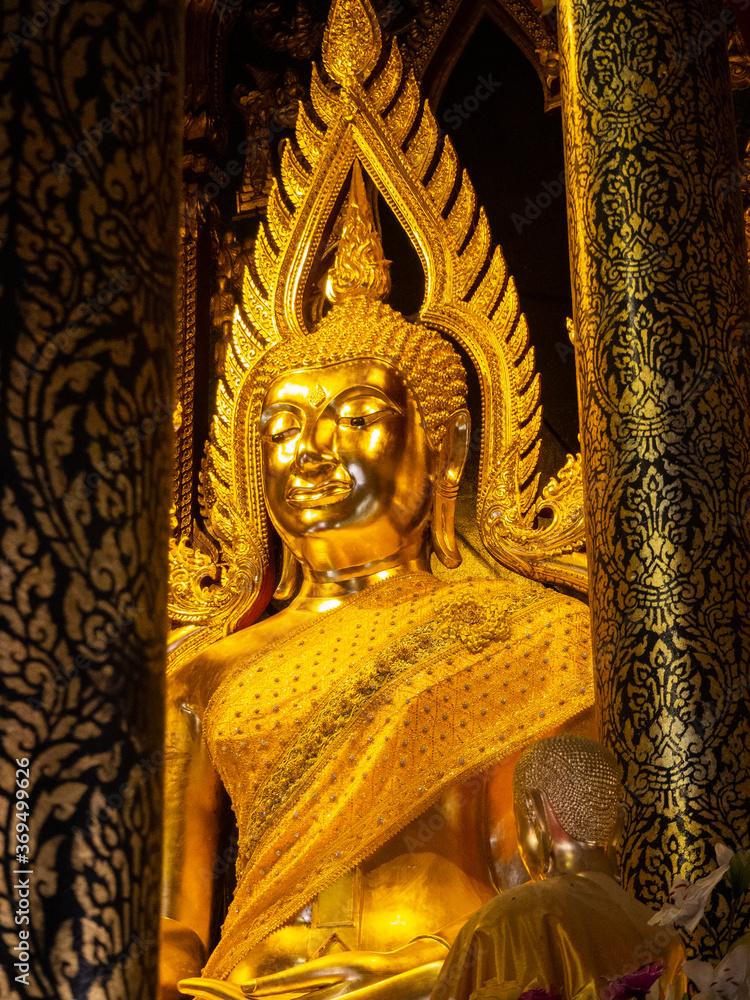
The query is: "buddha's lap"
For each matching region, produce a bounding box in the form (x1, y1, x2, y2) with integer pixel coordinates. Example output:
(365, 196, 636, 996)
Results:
(215, 704, 597, 983)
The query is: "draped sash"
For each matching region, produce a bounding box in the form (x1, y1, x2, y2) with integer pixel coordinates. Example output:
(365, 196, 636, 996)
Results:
(202, 573, 593, 978)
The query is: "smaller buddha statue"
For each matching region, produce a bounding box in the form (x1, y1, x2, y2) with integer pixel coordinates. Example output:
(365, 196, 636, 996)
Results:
(431, 735, 686, 1000)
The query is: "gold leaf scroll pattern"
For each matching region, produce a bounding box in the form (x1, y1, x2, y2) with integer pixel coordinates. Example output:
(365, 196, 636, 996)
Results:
(0, 0, 181, 996)
(167, 0, 589, 655)
(560, 0, 750, 944)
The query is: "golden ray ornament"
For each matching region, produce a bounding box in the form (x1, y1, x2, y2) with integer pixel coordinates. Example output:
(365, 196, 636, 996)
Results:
(167, 0, 587, 667)
(325, 160, 391, 303)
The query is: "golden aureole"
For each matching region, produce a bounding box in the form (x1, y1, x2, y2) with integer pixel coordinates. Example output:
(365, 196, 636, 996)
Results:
(432, 736, 686, 1000)
(162, 1, 596, 998)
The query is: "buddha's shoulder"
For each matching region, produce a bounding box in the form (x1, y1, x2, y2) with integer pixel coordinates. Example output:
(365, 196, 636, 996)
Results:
(462, 874, 613, 932)
(167, 608, 316, 708)
(446, 575, 588, 615)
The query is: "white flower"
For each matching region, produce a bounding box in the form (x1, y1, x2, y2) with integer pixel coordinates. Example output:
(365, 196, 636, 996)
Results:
(649, 843, 735, 933)
(684, 944, 750, 1000)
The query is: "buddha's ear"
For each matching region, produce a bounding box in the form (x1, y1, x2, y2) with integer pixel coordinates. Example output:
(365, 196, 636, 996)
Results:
(514, 787, 552, 881)
(273, 540, 301, 600)
(431, 409, 470, 569)
(528, 788, 553, 877)
(605, 804, 626, 880)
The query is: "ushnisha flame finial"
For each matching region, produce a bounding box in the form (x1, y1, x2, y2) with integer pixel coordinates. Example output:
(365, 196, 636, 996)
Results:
(322, 0, 383, 86)
(325, 160, 391, 305)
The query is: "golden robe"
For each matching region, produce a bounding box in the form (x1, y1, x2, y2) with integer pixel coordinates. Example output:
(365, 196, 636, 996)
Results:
(431, 871, 686, 1000)
(201, 572, 594, 979)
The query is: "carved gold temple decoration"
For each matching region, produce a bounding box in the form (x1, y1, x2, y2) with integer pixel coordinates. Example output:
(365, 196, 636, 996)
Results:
(232, 0, 564, 221)
(401, 0, 561, 111)
(728, 20, 750, 90)
(174, 212, 199, 537)
(168, 0, 587, 662)
(325, 161, 392, 303)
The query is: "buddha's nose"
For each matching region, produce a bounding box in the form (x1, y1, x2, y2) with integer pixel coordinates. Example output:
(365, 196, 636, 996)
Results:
(295, 414, 337, 472)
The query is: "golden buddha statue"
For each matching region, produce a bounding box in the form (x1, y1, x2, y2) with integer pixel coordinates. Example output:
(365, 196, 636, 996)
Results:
(432, 735, 686, 1000)
(162, 2, 596, 997)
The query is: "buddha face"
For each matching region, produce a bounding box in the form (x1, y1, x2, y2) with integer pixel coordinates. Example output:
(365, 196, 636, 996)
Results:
(260, 358, 439, 576)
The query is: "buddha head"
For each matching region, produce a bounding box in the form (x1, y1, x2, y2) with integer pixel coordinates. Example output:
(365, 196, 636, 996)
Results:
(191, 160, 478, 625)
(512, 734, 623, 881)
(254, 295, 470, 592)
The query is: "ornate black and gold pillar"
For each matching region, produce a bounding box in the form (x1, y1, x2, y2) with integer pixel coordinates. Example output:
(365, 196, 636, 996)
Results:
(0, 2, 182, 996)
(559, 0, 750, 943)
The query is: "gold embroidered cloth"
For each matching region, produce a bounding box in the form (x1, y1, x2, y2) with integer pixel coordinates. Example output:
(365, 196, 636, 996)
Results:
(202, 574, 593, 978)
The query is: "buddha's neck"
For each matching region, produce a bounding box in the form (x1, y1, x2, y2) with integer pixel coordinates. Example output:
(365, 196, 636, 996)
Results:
(288, 544, 432, 614)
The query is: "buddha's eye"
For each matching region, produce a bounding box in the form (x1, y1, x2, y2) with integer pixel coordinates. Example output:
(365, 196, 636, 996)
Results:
(271, 429, 296, 443)
(263, 411, 301, 444)
(337, 398, 394, 429)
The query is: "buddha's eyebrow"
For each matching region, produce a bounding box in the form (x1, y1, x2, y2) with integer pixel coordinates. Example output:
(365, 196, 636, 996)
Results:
(331, 384, 403, 410)
(258, 399, 304, 430)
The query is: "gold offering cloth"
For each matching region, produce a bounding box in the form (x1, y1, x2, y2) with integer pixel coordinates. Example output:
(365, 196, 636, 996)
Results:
(202, 573, 593, 978)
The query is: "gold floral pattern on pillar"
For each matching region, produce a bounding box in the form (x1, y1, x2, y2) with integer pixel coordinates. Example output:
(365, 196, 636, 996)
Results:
(559, 0, 750, 949)
(0, 1, 181, 996)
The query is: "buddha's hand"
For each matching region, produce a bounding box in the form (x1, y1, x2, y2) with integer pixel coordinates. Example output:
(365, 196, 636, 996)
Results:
(177, 982, 246, 1000)
(244, 939, 448, 996)
(179, 941, 447, 1000)
(248, 952, 407, 995)
(177, 954, 392, 1000)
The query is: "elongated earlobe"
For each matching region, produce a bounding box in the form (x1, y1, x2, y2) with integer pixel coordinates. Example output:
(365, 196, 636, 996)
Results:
(606, 805, 626, 881)
(432, 482, 461, 568)
(274, 540, 301, 600)
(431, 410, 470, 568)
(527, 788, 553, 877)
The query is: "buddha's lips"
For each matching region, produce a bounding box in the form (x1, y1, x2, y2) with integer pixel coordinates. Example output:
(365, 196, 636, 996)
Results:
(286, 481, 352, 507)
